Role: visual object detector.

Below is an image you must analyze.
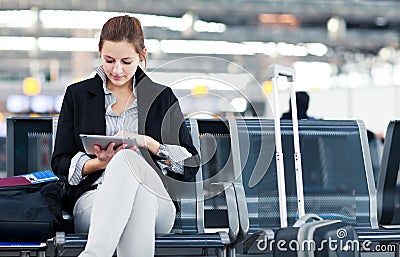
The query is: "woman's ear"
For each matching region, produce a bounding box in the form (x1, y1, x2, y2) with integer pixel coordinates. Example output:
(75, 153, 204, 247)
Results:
(140, 47, 147, 61)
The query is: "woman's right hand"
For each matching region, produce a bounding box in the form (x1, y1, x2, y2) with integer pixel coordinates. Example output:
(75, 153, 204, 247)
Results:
(82, 142, 127, 175)
(94, 142, 127, 166)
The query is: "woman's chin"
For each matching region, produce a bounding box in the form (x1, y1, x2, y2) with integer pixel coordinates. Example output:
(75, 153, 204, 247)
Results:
(111, 79, 129, 87)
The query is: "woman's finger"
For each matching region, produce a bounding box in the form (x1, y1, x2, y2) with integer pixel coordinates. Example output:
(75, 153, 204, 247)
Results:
(115, 143, 127, 153)
(106, 142, 116, 155)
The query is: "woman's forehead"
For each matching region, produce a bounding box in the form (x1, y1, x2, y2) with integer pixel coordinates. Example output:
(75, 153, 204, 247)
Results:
(101, 41, 138, 56)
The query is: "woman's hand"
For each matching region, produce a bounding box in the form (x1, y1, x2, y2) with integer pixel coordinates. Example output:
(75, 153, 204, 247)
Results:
(82, 142, 127, 175)
(94, 142, 127, 164)
(114, 131, 160, 155)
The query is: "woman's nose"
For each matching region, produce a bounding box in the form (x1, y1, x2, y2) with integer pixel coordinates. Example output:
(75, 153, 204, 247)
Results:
(113, 61, 122, 73)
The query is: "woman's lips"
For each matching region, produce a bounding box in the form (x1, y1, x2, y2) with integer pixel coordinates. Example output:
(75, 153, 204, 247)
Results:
(112, 75, 124, 80)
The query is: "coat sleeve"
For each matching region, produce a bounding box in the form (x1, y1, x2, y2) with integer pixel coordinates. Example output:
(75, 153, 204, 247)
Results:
(51, 86, 77, 178)
(166, 88, 200, 181)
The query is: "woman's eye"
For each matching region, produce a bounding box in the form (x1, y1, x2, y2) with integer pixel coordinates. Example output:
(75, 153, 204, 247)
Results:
(122, 61, 132, 65)
(105, 59, 113, 63)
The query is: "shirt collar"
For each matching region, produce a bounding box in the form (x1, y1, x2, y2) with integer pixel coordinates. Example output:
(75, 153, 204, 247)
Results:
(95, 66, 136, 97)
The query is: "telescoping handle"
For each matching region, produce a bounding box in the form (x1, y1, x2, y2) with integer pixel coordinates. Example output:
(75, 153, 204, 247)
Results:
(268, 64, 296, 82)
(268, 64, 305, 229)
(288, 76, 306, 219)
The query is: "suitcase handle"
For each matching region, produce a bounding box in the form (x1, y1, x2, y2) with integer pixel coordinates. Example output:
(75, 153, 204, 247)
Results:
(293, 213, 323, 227)
(268, 64, 296, 82)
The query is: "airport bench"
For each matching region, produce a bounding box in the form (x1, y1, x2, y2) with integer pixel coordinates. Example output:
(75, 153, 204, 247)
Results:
(52, 118, 240, 257)
(226, 119, 400, 255)
(54, 117, 399, 255)
(4, 117, 400, 256)
(0, 242, 47, 257)
(377, 120, 400, 228)
(50, 118, 400, 256)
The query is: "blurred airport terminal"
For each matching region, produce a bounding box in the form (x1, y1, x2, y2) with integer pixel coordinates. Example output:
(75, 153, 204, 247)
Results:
(1, 0, 400, 177)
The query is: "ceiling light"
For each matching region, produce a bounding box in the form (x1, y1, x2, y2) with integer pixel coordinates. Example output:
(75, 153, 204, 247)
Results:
(258, 13, 298, 26)
(306, 43, 328, 57)
(378, 46, 396, 61)
(37, 37, 98, 51)
(39, 10, 226, 33)
(0, 36, 36, 51)
(327, 16, 341, 33)
(230, 98, 247, 112)
(243, 42, 277, 55)
(375, 17, 388, 27)
(277, 43, 307, 57)
(40, 10, 117, 29)
(160, 40, 254, 55)
(0, 10, 37, 28)
(6, 95, 30, 113)
(167, 75, 248, 91)
(327, 16, 346, 40)
(182, 12, 195, 29)
(0, 35, 321, 57)
(144, 39, 161, 54)
(194, 20, 226, 33)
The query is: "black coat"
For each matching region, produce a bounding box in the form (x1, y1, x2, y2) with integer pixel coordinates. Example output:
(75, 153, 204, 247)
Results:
(51, 67, 199, 213)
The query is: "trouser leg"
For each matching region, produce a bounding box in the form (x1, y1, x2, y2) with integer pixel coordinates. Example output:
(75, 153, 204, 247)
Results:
(117, 176, 176, 257)
(77, 149, 175, 257)
(117, 186, 157, 257)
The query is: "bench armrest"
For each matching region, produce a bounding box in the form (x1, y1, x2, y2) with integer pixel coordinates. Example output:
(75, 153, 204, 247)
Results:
(232, 181, 249, 242)
(211, 182, 239, 242)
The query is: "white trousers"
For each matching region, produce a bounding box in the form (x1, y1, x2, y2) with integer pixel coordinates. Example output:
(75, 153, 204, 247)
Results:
(74, 149, 176, 257)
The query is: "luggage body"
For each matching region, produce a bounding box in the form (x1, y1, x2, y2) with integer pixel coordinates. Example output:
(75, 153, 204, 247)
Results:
(0, 173, 65, 242)
(274, 214, 359, 257)
(306, 221, 359, 257)
(268, 64, 359, 257)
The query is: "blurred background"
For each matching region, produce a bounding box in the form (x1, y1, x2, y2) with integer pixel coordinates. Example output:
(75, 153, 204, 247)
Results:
(1, 0, 400, 175)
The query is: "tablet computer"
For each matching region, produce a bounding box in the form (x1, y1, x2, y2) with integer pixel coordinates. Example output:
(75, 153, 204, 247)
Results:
(80, 134, 137, 155)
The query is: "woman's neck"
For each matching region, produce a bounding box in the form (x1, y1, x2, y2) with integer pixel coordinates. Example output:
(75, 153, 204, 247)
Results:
(106, 80, 133, 95)
(107, 82, 135, 115)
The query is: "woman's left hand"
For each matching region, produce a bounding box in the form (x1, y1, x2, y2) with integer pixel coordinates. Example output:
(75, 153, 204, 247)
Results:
(114, 131, 161, 155)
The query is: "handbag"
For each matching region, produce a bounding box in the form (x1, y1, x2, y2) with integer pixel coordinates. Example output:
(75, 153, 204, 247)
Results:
(0, 179, 66, 242)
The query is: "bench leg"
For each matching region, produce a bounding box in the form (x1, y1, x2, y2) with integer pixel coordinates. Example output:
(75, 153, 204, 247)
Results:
(19, 252, 30, 257)
(217, 248, 227, 257)
(17, 250, 45, 257)
(227, 247, 236, 257)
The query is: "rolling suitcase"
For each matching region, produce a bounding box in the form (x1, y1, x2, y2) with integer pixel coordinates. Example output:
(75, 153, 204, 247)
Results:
(268, 64, 359, 257)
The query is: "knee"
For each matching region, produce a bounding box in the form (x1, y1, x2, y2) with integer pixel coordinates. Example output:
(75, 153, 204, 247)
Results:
(106, 149, 145, 181)
(112, 149, 140, 163)
(108, 149, 142, 172)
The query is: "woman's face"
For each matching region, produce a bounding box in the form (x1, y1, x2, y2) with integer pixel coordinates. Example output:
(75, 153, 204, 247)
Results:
(100, 40, 145, 88)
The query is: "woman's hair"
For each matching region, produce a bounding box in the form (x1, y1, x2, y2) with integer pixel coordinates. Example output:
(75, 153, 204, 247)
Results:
(99, 15, 146, 64)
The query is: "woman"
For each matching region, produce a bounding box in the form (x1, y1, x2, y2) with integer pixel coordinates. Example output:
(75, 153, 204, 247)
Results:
(51, 15, 199, 257)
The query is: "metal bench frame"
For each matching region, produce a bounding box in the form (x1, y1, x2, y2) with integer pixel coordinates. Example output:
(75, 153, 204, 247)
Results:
(51, 118, 240, 257)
